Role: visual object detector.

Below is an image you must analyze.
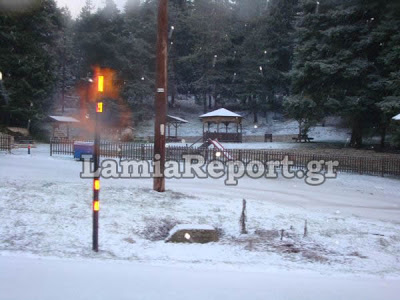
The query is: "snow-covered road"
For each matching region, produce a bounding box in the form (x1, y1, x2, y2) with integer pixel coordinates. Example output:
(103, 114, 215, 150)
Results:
(1, 255, 399, 300)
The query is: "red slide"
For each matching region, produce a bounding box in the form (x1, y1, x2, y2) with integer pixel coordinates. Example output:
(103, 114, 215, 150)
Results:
(208, 139, 233, 160)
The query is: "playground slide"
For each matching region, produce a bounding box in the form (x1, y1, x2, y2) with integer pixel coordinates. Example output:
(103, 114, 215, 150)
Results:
(209, 139, 233, 160)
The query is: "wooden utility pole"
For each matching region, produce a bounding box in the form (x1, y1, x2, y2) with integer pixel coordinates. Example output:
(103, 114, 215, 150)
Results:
(61, 30, 66, 114)
(153, 0, 168, 192)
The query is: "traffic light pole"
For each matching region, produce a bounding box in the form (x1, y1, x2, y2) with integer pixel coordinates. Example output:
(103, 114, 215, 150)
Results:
(93, 76, 103, 252)
(153, 0, 168, 192)
(93, 106, 100, 252)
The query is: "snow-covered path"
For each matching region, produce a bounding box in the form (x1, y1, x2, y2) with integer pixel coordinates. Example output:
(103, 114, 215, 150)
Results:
(1, 255, 399, 300)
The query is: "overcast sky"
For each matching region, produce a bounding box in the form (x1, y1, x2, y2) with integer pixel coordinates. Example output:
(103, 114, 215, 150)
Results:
(56, 0, 127, 18)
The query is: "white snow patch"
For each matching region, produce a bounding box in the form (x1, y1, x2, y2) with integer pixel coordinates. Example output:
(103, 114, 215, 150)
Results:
(48, 115, 80, 123)
(1, 255, 400, 300)
(167, 224, 215, 239)
(199, 108, 242, 118)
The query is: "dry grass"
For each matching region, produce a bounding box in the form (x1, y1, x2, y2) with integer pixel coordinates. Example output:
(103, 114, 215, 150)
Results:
(222, 227, 338, 264)
(139, 217, 181, 241)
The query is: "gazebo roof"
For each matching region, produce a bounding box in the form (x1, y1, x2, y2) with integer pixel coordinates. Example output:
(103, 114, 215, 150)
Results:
(199, 108, 242, 119)
(167, 115, 188, 124)
(7, 127, 29, 136)
(48, 115, 80, 123)
(393, 113, 400, 121)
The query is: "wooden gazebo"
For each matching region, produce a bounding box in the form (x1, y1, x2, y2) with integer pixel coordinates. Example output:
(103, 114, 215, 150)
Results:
(47, 115, 80, 139)
(166, 115, 188, 142)
(200, 108, 243, 143)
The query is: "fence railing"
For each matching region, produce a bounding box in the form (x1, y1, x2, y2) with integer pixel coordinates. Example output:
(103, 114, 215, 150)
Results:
(0, 135, 12, 152)
(49, 139, 400, 177)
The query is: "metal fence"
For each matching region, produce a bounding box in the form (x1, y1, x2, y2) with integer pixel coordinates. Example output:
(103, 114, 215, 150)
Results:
(0, 135, 12, 152)
(49, 139, 400, 177)
(225, 149, 400, 177)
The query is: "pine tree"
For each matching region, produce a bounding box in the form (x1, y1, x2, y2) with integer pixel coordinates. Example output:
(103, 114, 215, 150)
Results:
(235, 0, 298, 122)
(291, 0, 394, 147)
(174, 0, 234, 112)
(0, 0, 63, 129)
(374, 1, 400, 147)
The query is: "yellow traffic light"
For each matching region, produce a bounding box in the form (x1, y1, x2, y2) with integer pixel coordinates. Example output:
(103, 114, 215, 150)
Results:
(96, 102, 103, 113)
(98, 76, 104, 92)
(93, 201, 100, 212)
(94, 179, 100, 191)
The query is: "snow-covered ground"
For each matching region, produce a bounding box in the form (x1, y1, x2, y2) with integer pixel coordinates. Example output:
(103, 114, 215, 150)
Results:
(1, 144, 400, 299)
(1, 255, 400, 300)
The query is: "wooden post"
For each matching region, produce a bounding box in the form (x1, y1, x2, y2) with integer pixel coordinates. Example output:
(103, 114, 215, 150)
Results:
(141, 144, 145, 160)
(240, 199, 247, 234)
(8, 136, 12, 153)
(153, 0, 168, 192)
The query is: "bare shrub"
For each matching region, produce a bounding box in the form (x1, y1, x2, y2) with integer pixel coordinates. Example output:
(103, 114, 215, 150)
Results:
(304, 220, 308, 237)
(254, 229, 280, 239)
(302, 250, 329, 263)
(141, 218, 181, 241)
(214, 226, 225, 239)
(348, 251, 368, 259)
(379, 238, 390, 248)
(244, 239, 256, 251)
(277, 243, 301, 254)
(123, 237, 136, 244)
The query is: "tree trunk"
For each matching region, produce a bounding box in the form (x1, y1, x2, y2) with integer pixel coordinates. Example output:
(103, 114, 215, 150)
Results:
(170, 86, 175, 108)
(208, 94, 212, 109)
(253, 110, 258, 123)
(298, 121, 302, 136)
(350, 121, 363, 148)
(251, 95, 258, 123)
(380, 124, 387, 151)
(203, 94, 207, 113)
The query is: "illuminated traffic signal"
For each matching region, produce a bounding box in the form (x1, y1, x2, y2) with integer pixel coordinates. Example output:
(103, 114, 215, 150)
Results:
(93, 74, 105, 252)
(96, 102, 103, 113)
(94, 179, 100, 191)
(98, 76, 104, 92)
(93, 200, 100, 212)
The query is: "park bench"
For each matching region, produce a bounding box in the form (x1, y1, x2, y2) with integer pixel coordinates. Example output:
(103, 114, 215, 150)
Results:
(264, 133, 273, 142)
(292, 134, 314, 143)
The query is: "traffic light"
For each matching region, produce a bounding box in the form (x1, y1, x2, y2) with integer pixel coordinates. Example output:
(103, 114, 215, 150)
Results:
(93, 200, 100, 212)
(96, 102, 103, 113)
(92, 74, 104, 252)
(94, 179, 100, 191)
(98, 75, 104, 93)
